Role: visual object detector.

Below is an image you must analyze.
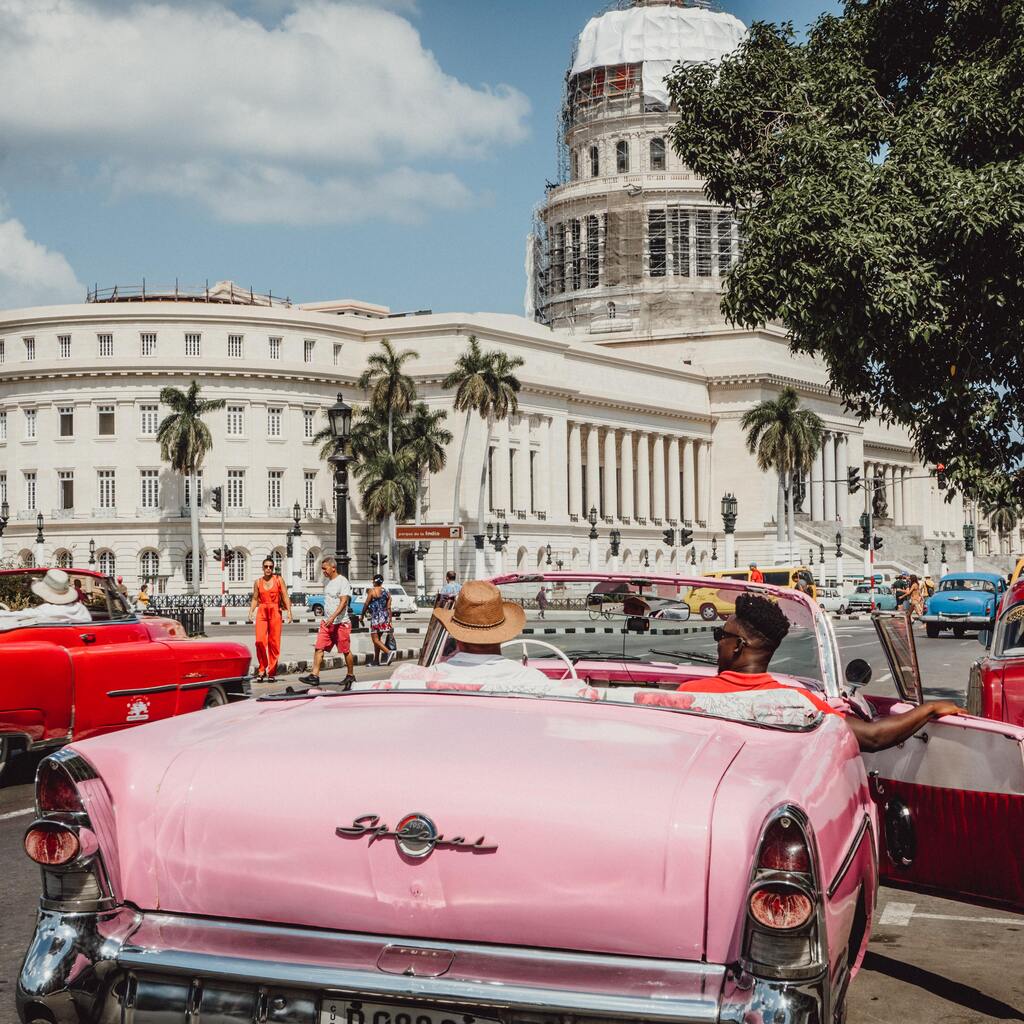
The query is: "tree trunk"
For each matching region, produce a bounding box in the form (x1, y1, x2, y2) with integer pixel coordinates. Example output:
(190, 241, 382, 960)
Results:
(449, 409, 473, 574)
(776, 472, 786, 543)
(476, 415, 494, 540)
(787, 478, 796, 562)
(189, 471, 201, 595)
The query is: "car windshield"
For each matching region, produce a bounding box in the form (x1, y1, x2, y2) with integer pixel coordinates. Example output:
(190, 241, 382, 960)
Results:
(0, 570, 131, 625)
(361, 574, 833, 732)
(387, 587, 407, 596)
(996, 603, 1024, 657)
(939, 578, 995, 593)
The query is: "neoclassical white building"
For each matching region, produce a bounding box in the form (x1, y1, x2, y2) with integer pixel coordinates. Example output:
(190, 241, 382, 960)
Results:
(0, 0, 1007, 594)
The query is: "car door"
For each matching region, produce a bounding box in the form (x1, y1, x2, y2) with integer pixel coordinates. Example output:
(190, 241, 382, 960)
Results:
(862, 613, 1024, 912)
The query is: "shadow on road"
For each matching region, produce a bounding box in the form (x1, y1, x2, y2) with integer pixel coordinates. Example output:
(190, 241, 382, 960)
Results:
(861, 952, 1024, 1021)
(1, 750, 43, 789)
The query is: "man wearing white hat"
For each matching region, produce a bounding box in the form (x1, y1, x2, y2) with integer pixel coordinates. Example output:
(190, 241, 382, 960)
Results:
(0, 569, 92, 630)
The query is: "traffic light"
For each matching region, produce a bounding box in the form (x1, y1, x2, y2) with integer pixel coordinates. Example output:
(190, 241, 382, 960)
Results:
(661, 528, 675, 547)
(847, 467, 861, 494)
(859, 513, 871, 551)
(212, 548, 233, 564)
(678, 527, 694, 547)
(936, 463, 947, 490)
(872, 535, 884, 551)
(211, 486, 223, 512)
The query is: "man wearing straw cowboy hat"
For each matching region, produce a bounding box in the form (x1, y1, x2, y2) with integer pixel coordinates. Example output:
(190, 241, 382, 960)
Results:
(0, 569, 92, 630)
(395, 580, 550, 688)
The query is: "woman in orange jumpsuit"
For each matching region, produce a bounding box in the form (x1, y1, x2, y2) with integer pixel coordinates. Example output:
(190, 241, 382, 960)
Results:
(247, 557, 293, 680)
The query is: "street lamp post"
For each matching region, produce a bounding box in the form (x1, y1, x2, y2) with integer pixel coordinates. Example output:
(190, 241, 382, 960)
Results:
(34, 513, 45, 568)
(609, 529, 621, 571)
(642, 548, 650, 569)
(710, 537, 718, 566)
(88, 538, 96, 566)
(721, 493, 738, 571)
(587, 506, 599, 569)
(291, 502, 303, 590)
(545, 544, 552, 567)
(923, 546, 930, 579)
(835, 530, 844, 590)
(486, 520, 510, 575)
(326, 393, 353, 579)
(940, 541, 949, 578)
(688, 546, 697, 568)
(0, 500, 9, 560)
(963, 522, 976, 573)
(818, 543, 825, 587)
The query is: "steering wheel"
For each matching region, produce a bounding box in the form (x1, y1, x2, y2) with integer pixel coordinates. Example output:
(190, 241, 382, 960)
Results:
(501, 638, 579, 681)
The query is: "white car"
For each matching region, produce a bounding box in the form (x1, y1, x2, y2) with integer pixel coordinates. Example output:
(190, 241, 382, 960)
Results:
(816, 586, 849, 614)
(385, 582, 417, 616)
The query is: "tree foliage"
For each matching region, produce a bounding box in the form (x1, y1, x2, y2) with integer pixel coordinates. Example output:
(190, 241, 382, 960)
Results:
(156, 380, 225, 474)
(667, 0, 1024, 505)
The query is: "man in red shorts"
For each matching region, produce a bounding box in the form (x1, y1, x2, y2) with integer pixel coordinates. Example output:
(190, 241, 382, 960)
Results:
(299, 556, 355, 687)
(678, 593, 965, 751)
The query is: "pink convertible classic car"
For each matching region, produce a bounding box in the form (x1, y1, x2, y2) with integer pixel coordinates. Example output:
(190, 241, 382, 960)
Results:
(17, 574, 1024, 1024)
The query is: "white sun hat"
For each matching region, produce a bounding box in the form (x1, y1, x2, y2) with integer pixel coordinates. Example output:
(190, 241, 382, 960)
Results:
(30, 568, 79, 605)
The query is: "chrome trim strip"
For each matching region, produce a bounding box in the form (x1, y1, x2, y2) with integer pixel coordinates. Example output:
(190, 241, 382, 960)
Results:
(105, 684, 177, 697)
(826, 815, 872, 899)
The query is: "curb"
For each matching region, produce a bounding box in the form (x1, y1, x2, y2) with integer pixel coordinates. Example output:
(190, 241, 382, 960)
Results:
(271, 645, 420, 678)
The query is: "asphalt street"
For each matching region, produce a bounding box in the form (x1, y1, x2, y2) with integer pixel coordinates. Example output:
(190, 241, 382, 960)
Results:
(0, 621, 1019, 1023)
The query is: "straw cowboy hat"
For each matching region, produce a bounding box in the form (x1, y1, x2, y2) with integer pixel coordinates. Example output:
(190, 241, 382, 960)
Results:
(30, 568, 78, 605)
(433, 580, 526, 645)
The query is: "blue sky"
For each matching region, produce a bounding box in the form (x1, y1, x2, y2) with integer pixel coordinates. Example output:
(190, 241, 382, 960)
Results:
(0, 0, 839, 315)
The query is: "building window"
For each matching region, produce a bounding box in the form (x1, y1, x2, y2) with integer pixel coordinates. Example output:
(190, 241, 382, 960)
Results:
(570, 219, 582, 290)
(303, 409, 315, 439)
(226, 405, 245, 437)
(650, 137, 666, 171)
(97, 550, 116, 576)
(97, 333, 113, 357)
(0, 339, 4, 363)
(97, 404, 115, 436)
(25, 408, 37, 440)
(58, 335, 71, 359)
(24, 337, 35, 360)
(571, 149, 580, 180)
(267, 407, 282, 438)
(58, 470, 74, 510)
(271, 549, 283, 574)
(550, 223, 565, 296)
(140, 404, 159, 436)
(228, 334, 244, 358)
(97, 469, 116, 510)
(59, 406, 74, 437)
(227, 549, 247, 584)
(227, 469, 245, 509)
(184, 471, 204, 509)
(695, 209, 713, 277)
(185, 333, 201, 357)
(333, 343, 342, 366)
(716, 210, 735, 275)
(267, 470, 283, 510)
(589, 145, 600, 177)
(306, 549, 319, 582)
(0, 472, 6, 504)
(585, 215, 600, 288)
(303, 339, 315, 363)
(670, 207, 690, 277)
(24, 471, 37, 511)
(648, 209, 667, 278)
(140, 469, 160, 510)
(0, 411, 6, 442)
(304, 471, 316, 512)
(616, 140, 629, 174)
(140, 550, 160, 581)
(269, 336, 281, 360)
(184, 551, 204, 584)
(140, 332, 157, 356)
(55, 549, 73, 569)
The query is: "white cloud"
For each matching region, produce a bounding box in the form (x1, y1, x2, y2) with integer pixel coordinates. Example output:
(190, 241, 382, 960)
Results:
(0, 212, 85, 308)
(0, 0, 529, 225)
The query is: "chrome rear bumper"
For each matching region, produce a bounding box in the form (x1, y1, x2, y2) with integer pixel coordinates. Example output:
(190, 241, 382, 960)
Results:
(18, 908, 829, 1024)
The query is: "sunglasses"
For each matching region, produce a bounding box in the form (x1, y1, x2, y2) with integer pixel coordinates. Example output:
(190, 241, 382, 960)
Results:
(713, 626, 748, 647)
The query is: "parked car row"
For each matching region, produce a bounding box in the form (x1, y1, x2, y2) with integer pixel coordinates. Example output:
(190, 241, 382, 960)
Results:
(306, 581, 416, 625)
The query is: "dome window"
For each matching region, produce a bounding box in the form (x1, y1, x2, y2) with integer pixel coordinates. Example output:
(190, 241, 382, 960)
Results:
(589, 146, 600, 178)
(650, 137, 666, 171)
(616, 140, 630, 174)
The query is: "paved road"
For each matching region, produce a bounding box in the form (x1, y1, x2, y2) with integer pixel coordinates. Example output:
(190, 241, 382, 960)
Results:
(0, 623, 1019, 1023)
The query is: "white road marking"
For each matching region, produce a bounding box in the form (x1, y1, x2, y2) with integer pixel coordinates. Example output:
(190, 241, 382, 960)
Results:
(879, 902, 916, 926)
(916, 912, 1019, 925)
(878, 901, 1017, 928)
(0, 807, 33, 821)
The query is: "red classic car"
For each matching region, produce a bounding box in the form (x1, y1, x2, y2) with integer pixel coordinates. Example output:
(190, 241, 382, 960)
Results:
(0, 568, 251, 778)
(968, 578, 1024, 726)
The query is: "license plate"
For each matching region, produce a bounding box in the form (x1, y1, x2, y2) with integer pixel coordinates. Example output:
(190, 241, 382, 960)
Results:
(320, 1000, 500, 1024)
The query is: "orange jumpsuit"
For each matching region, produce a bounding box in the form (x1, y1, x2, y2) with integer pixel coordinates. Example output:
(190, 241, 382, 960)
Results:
(254, 576, 284, 677)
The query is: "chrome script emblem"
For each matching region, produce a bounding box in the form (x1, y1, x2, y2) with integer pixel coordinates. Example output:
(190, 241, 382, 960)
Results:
(336, 813, 498, 859)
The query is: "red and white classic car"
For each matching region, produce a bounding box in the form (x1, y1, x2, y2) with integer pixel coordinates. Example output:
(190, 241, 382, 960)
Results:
(0, 568, 250, 777)
(967, 578, 1024, 726)
(16, 573, 1024, 1024)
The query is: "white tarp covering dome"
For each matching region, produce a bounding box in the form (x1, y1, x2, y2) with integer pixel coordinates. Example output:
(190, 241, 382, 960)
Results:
(570, 4, 746, 108)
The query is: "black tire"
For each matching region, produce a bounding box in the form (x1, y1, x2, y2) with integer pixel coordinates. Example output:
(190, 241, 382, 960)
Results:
(926, 623, 940, 639)
(0, 736, 8, 786)
(203, 685, 228, 708)
(699, 603, 718, 622)
(312, 605, 324, 617)
(953, 626, 965, 639)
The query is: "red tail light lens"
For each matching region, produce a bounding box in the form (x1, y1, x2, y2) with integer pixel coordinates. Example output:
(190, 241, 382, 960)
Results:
(749, 887, 814, 929)
(37, 760, 85, 813)
(25, 823, 81, 865)
(758, 815, 811, 873)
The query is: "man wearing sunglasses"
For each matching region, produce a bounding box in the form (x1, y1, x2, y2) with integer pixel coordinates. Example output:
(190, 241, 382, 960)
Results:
(678, 594, 965, 751)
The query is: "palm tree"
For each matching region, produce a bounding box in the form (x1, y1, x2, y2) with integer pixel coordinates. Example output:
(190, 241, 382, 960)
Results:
(404, 404, 453, 590)
(354, 449, 418, 565)
(986, 501, 1019, 555)
(442, 337, 524, 578)
(741, 387, 824, 556)
(157, 381, 226, 593)
(357, 338, 418, 455)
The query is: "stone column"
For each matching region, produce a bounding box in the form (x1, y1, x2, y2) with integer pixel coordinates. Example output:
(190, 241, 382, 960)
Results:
(537, 417, 551, 515)
(603, 429, 618, 521)
(620, 430, 634, 521)
(667, 436, 681, 523)
(682, 438, 696, 523)
(823, 433, 836, 523)
(636, 433, 651, 521)
(894, 466, 905, 526)
(493, 418, 511, 514)
(513, 415, 530, 513)
(652, 435, 666, 521)
(835, 434, 849, 526)
(696, 440, 710, 525)
(586, 426, 601, 518)
(568, 421, 582, 518)
(811, 443, 825, 521)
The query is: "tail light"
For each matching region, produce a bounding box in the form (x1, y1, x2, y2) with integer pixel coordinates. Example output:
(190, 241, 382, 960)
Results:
(757, 815, 811, 873)
(37, 758, 86, 813)
(25, 822, 81, 865)
(749, 886, 814, 929)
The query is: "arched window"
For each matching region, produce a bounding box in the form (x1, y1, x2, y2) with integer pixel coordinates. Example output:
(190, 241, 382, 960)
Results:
(271, 549, 284, 574)
(97, 550, 116, 576)
(228, 549, 247, 583)
(585, 215, 600, 288)
(589, 145, 600, 177)
(19, 549, 35, 568)
(650, 137, 666, 171)
(54, 549, 73, 569)
(607, 301, 617, 319)
(571, 149, 580, 180)
(139, 550, 159, 580)
(306, 549, 320, 582)
(616, 140, 630, 173)
(184, 551, 204, 584)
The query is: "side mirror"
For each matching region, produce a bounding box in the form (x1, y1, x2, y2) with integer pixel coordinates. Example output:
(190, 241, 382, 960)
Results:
(978, 629, 992, 650)
(845, 658, 873, 690)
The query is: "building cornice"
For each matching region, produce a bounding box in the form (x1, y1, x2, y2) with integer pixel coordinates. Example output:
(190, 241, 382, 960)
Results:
(707, 371, 833, 397)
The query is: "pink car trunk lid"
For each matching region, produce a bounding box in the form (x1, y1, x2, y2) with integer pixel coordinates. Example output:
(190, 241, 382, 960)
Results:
(122, 694, 745, 960)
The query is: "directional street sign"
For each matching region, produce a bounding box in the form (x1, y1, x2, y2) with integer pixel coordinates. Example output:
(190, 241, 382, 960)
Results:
(395, 524, 465, 541)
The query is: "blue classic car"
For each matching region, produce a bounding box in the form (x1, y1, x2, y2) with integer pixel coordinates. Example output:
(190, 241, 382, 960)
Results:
(921, 572, 1006, 638)
(845, 582, 899, 612)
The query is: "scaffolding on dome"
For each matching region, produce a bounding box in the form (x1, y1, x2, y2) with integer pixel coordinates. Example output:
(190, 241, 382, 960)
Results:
(86, 279, 293, 307)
